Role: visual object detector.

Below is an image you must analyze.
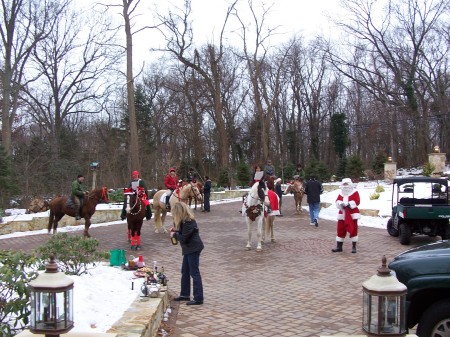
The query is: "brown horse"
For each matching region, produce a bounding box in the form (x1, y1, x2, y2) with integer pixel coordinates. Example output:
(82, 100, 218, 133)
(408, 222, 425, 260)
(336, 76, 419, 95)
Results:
(47, 187, 109, 237)
(152, 183, 203, 233)
(124, 188, 146, 250)
(284, 179, 305, 213)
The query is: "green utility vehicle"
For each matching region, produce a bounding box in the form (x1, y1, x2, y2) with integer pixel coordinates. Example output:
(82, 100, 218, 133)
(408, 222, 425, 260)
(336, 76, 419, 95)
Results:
(386, 176, 450, 245)
(389, 241, 450, 336)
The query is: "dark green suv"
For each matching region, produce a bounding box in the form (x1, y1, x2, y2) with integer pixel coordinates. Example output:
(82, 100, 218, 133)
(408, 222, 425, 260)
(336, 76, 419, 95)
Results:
(389, 241, 450, 337)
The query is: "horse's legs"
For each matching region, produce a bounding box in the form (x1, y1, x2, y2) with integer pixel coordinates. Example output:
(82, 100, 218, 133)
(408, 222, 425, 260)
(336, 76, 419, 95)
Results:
(83, 219, 91, 237)
(270, 217, 275, 242)
(160, 211, 168, 233)
(256, 218, 263, 251)
(246, 219, 252, 250)
(51, 215, 64, 235)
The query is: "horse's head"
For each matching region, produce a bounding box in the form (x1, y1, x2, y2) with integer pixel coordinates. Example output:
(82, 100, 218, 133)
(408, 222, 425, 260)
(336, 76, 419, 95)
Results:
(88, 187, 109, 203)
(189, 183, 203, 201)
(247, 181, 268, 207)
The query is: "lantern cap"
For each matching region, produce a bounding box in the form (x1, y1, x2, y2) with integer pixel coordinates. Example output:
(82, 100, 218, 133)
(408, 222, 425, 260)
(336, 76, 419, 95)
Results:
(29, 255, 74, 290)
(362, 256, 407, 293)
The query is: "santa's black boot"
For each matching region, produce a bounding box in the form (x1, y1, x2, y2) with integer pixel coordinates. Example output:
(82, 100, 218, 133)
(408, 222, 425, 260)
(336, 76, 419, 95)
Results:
(352, 242, 357, 254)
(332, 241, 343, 253)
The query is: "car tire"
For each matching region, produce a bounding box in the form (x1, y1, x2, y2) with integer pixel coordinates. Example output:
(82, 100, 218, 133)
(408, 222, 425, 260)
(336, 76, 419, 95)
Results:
(399, 223, 411, 245)
(441, 223, 450, 240)
(387, 219, 399, 237)
(417, 300, 450, 337)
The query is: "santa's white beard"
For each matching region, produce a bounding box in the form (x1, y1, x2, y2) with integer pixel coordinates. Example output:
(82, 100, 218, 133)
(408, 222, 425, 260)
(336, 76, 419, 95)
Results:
(341, 186, 354, 196)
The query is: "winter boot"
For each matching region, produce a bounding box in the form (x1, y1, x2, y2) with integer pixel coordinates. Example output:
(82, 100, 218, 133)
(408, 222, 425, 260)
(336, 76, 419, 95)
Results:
(332, 241, 343, 253)
(146, 205, 152, 220)
(75, 213, 81, 220)
(120, 209, 126, 221)
(165, 196, 171, 210)
(352, 242, 357, 254)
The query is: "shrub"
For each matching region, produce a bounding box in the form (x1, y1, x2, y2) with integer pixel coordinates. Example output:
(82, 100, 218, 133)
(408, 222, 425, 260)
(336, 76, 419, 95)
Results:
(236, 161, 251, 186)
(370, 192, 380, 200)
(35, 233, 109, 276)
(375, 185, 385, 193)
(422, 162, 435, 177)
(107, 189, 124, 202)
(0, 250, 39, 337)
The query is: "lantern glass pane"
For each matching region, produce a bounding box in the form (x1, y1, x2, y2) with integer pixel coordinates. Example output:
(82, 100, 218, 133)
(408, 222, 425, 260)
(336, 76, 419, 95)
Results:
(380, 295, 405, 334)
(363, 292, 370, 330)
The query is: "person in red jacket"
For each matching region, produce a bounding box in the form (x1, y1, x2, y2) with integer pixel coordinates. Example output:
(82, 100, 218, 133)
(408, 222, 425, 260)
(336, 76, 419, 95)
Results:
(332, 178, 361, 253)
(164, 167, 178, 209)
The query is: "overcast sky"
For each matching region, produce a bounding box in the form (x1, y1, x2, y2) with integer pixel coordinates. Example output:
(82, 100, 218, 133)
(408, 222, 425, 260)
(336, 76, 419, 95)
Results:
(79, 0, 344, 68)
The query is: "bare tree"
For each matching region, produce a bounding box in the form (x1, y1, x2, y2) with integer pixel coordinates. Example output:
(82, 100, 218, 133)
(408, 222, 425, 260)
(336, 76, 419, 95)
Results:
(21, 3, 121, 160)
(0, 0, 68, 157)
(328, 0, 450, 163)
(155, 0, 238, 169)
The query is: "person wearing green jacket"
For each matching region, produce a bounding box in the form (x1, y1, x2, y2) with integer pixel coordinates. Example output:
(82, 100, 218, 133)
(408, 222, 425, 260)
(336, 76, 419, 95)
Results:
(72, 174, 88, 220)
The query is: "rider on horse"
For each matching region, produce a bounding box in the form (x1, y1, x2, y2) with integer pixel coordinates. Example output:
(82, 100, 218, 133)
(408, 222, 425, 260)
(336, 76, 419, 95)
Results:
(71, 174, 88, 220)
(164, 167, 178, 210)
(121, 170, 152, 221)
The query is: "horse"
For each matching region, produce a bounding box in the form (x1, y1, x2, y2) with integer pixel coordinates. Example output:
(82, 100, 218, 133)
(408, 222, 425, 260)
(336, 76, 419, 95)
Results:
(242, 180, 270, 251)
(47, 187, 109, 237)
(182, 180, 204, 210)
(124, 187, 147, 250)
(152, 183, 203, 234)
(284, 179, 305, 213)
(262, 176, 279, 243)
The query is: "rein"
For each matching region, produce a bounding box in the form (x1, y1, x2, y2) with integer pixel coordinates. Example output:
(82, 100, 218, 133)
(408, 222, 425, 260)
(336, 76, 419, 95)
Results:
(128, 193, 142, 216)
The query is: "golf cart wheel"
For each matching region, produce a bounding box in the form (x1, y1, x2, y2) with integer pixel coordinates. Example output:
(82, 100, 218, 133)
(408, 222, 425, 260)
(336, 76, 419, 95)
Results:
(399, 223, 411, 245)
(387, 219, 399, 237)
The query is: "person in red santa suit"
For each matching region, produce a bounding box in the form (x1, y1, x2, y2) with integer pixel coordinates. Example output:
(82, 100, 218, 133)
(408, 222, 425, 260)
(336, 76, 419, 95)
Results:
(264, 179, 280, 242)
(332, 178, 361, 253)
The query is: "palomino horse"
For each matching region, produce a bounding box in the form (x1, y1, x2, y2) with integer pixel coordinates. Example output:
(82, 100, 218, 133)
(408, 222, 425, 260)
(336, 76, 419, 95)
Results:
(242, 180, 270, 251)
(284, 179, 305, 213)
(152, 183, 203, 233)
(124, 187, 148, 250)
(47, 187, 109, 237)
(182, 180, 204, 210)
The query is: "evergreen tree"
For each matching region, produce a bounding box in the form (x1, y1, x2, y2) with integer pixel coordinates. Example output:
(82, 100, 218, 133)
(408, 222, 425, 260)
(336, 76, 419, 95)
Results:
(330, 113, 350, 159)
(0, 146, 18, 208)
(236, 161, 251, 186)
(372, 151, 387, 175)
(346, 155, 365, 181)
(305, 160, 330, 182)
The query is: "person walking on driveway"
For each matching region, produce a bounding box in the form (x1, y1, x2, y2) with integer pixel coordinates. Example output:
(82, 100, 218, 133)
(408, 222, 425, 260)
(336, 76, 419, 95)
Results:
(332, 178, 361, 253)
(202, 176, 211, 212)
(170, 202, 204, 305)
(304, 175, 323, 227)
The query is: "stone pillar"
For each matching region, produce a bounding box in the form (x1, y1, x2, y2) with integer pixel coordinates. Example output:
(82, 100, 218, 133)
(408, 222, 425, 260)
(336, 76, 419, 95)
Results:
(428, 152, 446, 176)
(384, 159, 397, 182)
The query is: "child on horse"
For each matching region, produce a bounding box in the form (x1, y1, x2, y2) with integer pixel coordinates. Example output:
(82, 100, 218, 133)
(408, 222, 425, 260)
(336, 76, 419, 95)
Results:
(164, 167, 179, 210)
(120, 170, 152, 221)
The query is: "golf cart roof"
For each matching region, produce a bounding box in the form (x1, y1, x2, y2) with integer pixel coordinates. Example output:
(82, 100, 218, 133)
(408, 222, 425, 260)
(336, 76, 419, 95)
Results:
(393, 176, 448, 186)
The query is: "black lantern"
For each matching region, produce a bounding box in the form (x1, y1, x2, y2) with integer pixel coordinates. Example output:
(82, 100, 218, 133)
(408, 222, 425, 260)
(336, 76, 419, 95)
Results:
(362, 256, 407, 336)
(29, 255, 74, 337)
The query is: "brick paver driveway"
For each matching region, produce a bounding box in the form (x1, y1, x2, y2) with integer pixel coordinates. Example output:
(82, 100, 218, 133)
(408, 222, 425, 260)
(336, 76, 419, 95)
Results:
(2, 195, 430, 336)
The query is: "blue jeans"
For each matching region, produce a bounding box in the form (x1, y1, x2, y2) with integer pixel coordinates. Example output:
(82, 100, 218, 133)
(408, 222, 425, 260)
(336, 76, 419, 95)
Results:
(308, 202, 320, 223)
(180, 251, 204, 302)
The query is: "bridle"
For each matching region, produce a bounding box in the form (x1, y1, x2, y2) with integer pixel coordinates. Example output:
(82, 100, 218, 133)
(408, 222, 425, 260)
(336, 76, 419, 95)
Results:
(128, 191, 143, 216)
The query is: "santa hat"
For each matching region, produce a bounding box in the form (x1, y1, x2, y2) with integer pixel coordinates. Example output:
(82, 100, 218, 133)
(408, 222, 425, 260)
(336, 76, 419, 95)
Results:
(132, 170, 139, 176)
(341, 178, 353, 187)
(274, 178, 282, 184)
(169, 167, 176, 172)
